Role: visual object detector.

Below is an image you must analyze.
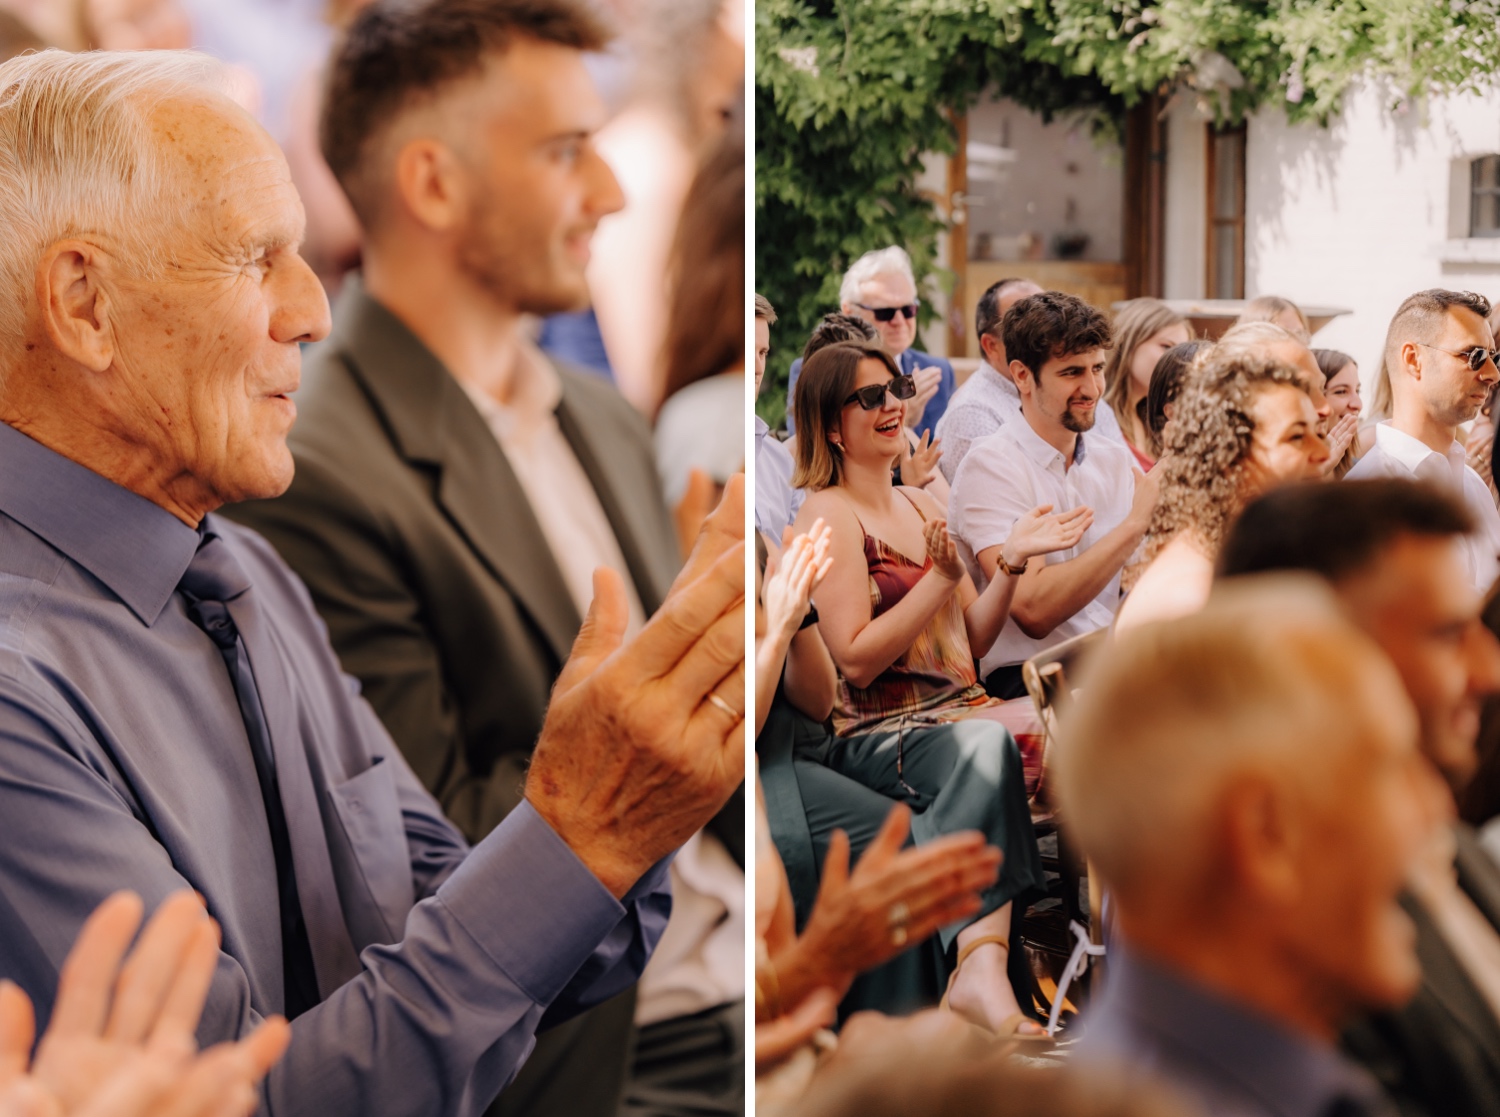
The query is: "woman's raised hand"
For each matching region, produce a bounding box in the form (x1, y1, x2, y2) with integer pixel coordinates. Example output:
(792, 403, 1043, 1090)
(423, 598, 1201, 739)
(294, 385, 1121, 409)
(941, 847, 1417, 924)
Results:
(1003, 504, 1093, 566)
(1321, 414, 1359, 474)
(898, 431, 943, 491)
(922, 520, 965, 582)
(763, 521, 833, 641)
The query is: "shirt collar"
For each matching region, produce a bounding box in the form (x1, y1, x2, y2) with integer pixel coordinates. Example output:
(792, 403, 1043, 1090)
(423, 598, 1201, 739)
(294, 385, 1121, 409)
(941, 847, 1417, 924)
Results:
(458, 343, 563, 437)
(1011, 410, 1086, 469)
(1100, 949, 1389, 1117)
(981, 360, 1020, 401)
(755, 415, 770, 439)
(1374, 421, 1464, 477)
(0, 422, 200, 625)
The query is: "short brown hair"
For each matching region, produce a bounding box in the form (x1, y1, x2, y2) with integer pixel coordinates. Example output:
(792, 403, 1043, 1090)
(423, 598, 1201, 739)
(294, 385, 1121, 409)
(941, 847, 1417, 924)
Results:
(1384, 289, 1494, 376)
(321, 0, 611, 226)
(1001, 291, 1112, 380)
(660, 125, 743, 406)
(754, 292, 777, 324)
(791, 342, 899, 490)
(801, 313, 877, 364)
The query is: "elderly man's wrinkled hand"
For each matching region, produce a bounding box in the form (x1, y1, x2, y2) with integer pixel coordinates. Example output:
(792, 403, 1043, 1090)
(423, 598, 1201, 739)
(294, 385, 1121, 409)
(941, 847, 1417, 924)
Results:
(527, 542, 746, 898)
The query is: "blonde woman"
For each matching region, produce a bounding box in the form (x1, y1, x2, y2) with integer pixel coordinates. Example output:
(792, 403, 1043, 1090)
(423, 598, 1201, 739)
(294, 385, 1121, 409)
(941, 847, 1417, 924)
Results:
(1100, 298, 1190, 469)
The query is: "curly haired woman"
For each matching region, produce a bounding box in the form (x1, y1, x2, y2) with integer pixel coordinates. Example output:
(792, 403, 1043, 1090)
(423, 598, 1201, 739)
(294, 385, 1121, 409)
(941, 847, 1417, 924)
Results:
(1114, 350, 1330, 633)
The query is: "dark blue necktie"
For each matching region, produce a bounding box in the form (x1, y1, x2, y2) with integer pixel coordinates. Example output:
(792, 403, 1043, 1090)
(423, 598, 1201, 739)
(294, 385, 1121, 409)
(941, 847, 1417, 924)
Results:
(180, 530, 320, 1018)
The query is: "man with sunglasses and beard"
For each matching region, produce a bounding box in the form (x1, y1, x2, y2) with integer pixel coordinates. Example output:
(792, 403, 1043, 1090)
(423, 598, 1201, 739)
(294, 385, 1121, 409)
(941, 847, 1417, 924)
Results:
(948, 292, 1158, 700)
(785, 246, 956, 439)
(1349, 289, 1500, 592)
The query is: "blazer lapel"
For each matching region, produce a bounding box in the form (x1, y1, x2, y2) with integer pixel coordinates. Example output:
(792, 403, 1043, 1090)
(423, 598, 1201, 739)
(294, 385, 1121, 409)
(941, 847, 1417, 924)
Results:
(329, 279, 581, 666)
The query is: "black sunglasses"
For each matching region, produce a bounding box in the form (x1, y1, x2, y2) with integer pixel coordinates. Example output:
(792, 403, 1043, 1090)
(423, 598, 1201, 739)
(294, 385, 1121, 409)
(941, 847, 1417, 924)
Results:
(843, 374, 917, 410)
(1418, 342, 1500, 373)
(856, 301, 919, 323)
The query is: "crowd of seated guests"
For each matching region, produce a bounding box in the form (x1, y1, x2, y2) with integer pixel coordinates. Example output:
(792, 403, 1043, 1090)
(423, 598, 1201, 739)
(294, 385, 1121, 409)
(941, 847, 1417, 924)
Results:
(756, 275, 1500, 1116)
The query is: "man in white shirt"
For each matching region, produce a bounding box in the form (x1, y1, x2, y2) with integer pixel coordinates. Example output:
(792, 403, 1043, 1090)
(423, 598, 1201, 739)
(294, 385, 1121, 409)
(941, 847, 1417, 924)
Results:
(754, 292, 804, 538)
(936, 277, 1127, 482)
(949, 292, 1156, 699)
(1348, 289, 1500, 593)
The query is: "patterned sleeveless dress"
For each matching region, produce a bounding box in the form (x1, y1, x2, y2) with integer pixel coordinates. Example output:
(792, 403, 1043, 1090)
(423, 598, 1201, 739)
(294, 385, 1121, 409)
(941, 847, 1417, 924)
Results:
(832, 492, 1044, 793)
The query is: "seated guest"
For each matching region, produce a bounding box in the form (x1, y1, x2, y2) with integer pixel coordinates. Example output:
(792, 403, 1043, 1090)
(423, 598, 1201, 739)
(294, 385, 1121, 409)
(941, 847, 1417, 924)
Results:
(0, 47, 745, 1117)
(1061, 578, 1434, 1117)
(1219, 480, 1500, 1117)
(1, 891, 287, 1117)
(224, 4, 710, 1110)
(1115, 350, 1329, 632)
(1142, 339, 1212, 461)
(756, 294, 805, 537)
(787, 246, 954, 438)
(1233, 293, 1312, 343)
(1313, 348, 1364, 477)
(947, 292, 1155, 700)
(935, 277, 1044, 482)
(790, 340, 1069, 1034)
(1348, 289, 1500, 591)
(1099, 298, 1190, 470)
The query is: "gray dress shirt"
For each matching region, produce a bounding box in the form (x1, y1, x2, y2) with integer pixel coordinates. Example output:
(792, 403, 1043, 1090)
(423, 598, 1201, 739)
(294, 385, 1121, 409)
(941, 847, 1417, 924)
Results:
(1079, 950, 1396, 1117)
(0, 421, 669, 1117)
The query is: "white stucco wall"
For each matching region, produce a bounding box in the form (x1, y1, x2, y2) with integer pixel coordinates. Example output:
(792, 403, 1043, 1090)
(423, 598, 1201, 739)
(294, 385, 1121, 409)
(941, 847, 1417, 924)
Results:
(1241, 81, 1500, 395)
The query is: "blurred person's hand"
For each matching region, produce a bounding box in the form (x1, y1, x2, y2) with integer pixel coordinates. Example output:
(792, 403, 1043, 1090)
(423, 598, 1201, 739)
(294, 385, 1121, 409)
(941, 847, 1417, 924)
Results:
(1320, 414, 1359, 475)
(763, 522, 832, 643)
(765, 805, 1001, 1012)
(527, 480, 745, 898)
(0, 891, 289, 1117)
(753, 989, 838, 1074)
(898, 431, 942, 491)
(904, 366, 942, 430)
(1126, 467, 1160, 531)
(673, 468, 719, 561)
(1467, 409, 1495, 494)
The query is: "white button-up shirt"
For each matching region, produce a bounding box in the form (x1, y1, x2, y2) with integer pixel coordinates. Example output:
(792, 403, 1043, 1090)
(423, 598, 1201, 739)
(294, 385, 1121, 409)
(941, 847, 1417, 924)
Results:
(935, 360, 1126, 484)
(948, 416, 1137, 678)
(754, 415, 804, 538)
(1347, 421, 1500, 593)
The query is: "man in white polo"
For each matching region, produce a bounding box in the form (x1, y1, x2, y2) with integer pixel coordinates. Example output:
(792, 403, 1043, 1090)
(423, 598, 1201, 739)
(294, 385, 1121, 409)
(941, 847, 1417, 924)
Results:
(949, 291, 1156, 698)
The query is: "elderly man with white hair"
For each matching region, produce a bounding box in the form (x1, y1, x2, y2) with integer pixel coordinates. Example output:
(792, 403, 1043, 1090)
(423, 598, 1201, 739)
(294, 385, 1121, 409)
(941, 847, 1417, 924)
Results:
(784, 245, 955, 438)
(0, 47, 745, 1117)
(1059, 577, 1438, 1117)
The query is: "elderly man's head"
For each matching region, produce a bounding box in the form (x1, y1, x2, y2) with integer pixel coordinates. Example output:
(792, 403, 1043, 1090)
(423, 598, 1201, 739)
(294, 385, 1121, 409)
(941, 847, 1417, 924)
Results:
(1056, 578, 1433, 1033)
(1219, 480, 1500, 793)
(1383, 289, 1498, 430)
(838, 246, 920, 357)
(0, 50, 330, 524)
(1217, 320, 1330, 421)
(321, 0, 622, 316)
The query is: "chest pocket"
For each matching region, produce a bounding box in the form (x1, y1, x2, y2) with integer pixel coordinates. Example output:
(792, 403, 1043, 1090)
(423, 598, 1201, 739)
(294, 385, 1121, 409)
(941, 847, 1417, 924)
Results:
(324, 757, 416, 948)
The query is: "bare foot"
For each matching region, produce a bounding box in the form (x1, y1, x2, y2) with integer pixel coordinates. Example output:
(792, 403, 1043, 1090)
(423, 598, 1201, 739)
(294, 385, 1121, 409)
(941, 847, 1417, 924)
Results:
(943, 942, 1042, 1035)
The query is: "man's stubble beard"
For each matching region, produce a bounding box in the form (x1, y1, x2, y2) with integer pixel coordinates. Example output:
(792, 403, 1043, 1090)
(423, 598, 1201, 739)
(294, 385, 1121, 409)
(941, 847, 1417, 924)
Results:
(1061, 405, 1098, 434)
(455, 213, 590, 317)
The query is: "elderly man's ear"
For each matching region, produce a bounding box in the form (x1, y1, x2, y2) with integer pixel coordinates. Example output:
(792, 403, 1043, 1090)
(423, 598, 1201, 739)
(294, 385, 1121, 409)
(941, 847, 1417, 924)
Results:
(36, 241, 115, 373)
(1222, 775, 1304, 904)
(393, 138, 470, 233)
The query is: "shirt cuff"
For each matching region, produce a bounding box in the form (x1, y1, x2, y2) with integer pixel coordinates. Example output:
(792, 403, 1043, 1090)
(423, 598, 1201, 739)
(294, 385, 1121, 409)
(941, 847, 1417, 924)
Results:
(434, 800, 629, 1006)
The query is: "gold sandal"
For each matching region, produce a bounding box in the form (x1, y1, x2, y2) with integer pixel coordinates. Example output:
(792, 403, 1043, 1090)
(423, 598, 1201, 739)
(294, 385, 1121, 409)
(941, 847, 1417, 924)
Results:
(940, 935, 1051, 1042)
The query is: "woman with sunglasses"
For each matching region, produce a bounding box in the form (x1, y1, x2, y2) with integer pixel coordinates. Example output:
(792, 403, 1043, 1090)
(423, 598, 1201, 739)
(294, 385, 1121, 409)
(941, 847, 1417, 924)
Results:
(784, 341, 1089, 1036)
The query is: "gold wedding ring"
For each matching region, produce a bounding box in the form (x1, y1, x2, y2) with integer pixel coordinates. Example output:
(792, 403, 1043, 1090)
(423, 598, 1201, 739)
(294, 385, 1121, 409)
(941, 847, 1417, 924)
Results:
(888, 901, 910, 947)
(707, 693, 741, 719)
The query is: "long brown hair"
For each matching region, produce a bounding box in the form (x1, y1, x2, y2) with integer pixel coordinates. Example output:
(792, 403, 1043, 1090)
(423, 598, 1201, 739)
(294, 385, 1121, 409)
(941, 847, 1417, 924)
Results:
(791, 342, 901, 491)
(1101, 298, 1185, 433)
(660, 123, 744, 408)
(1313, 348, 1359, 478)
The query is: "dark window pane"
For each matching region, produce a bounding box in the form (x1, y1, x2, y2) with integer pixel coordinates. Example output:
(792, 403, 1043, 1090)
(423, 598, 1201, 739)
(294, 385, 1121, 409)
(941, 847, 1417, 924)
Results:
(1474, 156, 1500, 236)
(1212, 224, 1239, 298)
(1213, 132, 1243, 221)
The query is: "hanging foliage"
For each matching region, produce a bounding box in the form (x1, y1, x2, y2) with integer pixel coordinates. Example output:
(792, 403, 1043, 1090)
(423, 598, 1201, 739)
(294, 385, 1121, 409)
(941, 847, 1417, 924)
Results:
(755, 0, 1500, 424)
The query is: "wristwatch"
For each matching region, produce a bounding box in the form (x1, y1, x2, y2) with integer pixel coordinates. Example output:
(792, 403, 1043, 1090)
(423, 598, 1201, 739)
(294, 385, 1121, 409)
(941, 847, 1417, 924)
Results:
(798, 604, 820, 630)
(996, 553, 1029, 577)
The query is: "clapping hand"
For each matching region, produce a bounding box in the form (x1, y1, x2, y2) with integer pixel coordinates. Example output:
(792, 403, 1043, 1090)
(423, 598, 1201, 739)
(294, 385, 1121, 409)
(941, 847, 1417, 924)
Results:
(1003, 504, 1092, 568)
(898, 431, 943, 491)
(763, 521, 832, 643)
(1321, 414, 1359, 475)
(527, 477, 746, 898)
(799, 805, 1000, 985)
(0, 891, 289, 1117)
(922, 520, 965, 583)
